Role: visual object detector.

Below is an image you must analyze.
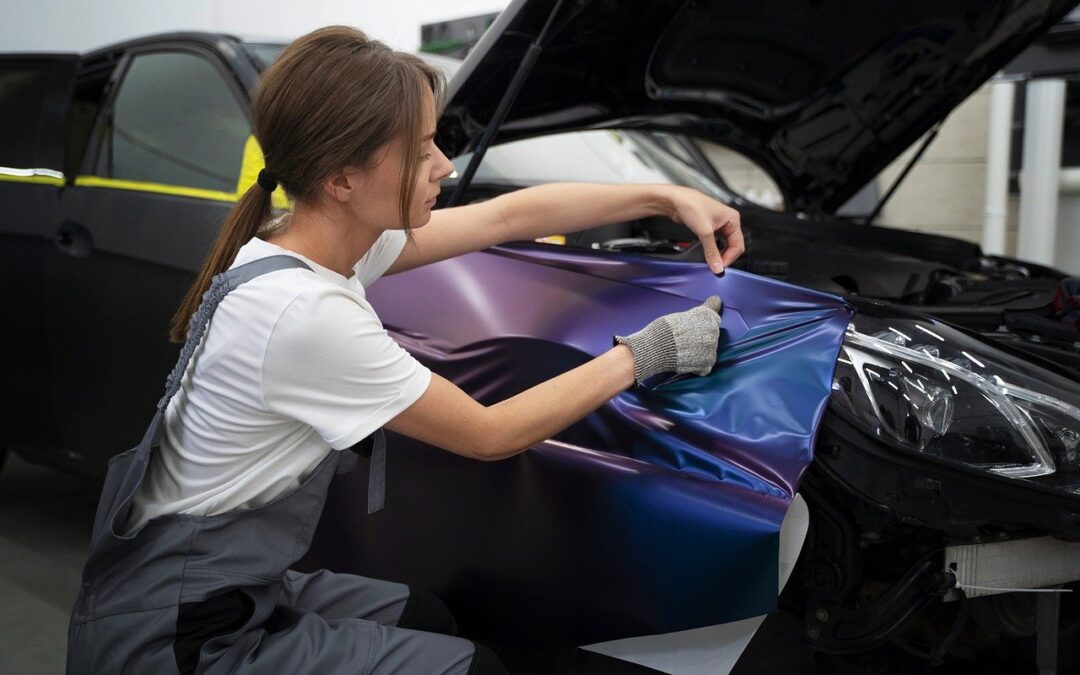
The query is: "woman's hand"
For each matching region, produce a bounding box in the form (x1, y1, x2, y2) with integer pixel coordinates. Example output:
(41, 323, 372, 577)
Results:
(667, 187, 744, 274)
(388, 183, 744, 276)
(615, 295, 723, 385)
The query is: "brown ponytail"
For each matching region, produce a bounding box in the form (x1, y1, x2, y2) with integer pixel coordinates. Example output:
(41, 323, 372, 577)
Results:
(168, 26, 443, 344)
(168, 184, 273, 342)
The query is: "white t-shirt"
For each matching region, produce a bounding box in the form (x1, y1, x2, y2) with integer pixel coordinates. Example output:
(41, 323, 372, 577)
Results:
(129, 226, 430, 529)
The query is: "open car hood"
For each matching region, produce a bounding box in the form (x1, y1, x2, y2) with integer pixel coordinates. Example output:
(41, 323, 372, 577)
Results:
(439, 0, 1078, 214)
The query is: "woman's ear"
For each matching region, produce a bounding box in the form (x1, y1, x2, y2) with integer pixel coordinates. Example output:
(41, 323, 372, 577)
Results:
(323, 169, 354, 204)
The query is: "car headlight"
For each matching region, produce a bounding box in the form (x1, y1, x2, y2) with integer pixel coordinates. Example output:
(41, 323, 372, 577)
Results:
(830, 310, 1080, 492)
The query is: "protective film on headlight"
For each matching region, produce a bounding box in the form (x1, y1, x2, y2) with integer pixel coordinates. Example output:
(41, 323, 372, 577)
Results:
(832, 307, 1080, 490)
(305, 245, 852, 646)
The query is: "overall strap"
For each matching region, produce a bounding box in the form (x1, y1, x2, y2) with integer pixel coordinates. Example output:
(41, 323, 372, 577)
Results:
(149, 253, 389, 515)
(157, 255, 313, 412)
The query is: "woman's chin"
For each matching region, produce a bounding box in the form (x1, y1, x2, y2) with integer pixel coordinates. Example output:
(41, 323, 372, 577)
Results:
(411, 210, 434, 229)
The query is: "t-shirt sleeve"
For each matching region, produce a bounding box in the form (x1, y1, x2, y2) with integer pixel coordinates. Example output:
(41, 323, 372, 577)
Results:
(354, 229, 408, 287)
(261, 287, 431, 450)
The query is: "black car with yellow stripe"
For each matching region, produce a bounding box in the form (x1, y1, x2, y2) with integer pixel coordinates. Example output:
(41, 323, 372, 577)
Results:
(2, 34, 289, 474)
(3, 6, 1080, 670)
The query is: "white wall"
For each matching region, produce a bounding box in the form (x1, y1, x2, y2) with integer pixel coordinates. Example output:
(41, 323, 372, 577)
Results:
(874, 85, 1079, 275)
(875, 86, 997, 249)
(1056, 194, 1080, 275)
(0, 0, 511, 54)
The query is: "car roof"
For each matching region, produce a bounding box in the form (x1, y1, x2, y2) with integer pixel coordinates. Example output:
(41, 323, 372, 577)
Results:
(81, 31, 246, 62)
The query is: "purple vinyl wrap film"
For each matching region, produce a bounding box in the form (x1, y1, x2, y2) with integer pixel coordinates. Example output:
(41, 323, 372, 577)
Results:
(301, 242, 853, 647)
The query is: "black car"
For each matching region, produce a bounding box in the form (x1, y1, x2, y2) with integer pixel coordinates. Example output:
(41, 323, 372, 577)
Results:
(2, 1, 1079, 672)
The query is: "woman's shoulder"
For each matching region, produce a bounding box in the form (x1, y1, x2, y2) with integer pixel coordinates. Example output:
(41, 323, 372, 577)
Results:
(231, 236, 312, 272)
(221, 239, 370, 328)
(354, 229, 408, 286)
(231, 238, 358, 293)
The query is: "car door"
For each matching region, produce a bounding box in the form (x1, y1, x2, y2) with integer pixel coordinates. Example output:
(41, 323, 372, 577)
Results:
(46, 45, 257, 472)
(0, 54, 77, 454)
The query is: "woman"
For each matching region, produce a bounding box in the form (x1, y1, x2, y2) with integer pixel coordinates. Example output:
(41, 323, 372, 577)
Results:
(68, 25, 743, 675)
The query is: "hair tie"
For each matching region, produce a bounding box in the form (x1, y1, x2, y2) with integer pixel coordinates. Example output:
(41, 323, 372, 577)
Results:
(257, 168, 278, 193)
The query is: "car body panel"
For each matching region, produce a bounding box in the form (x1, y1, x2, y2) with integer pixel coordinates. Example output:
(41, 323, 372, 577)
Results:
(0, 38, 267, 468)
(46, 186, 230, 464)
(45, 42, 253, 463)
(301, 246, 852, 645)
(2, 16, 1078, 664)
(582, 493, 809, 672)
(0, 53, 78, 451)
(0, 53, 77, 176)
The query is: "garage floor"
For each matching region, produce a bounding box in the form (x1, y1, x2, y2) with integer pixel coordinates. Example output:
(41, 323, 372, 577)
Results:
(0, 453, 98, 674)
(0, 453, 783, 674)
(0, 452, 1050, 675)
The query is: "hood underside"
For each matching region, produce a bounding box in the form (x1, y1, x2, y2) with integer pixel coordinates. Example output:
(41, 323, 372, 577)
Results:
(439, 0, 1079, 214)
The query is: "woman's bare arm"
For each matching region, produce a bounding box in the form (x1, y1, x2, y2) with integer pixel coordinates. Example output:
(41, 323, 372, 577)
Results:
(384, 345, 635, 460)
(386, 183, 743, 276)
(384, 294, 723, 461)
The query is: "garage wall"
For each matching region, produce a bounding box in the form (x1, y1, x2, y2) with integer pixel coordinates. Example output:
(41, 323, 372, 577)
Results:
(1056, 194, 1080, 274)
(0, 0, 511, 53)
(874, 87, 1001, 251)
(876, 87, 1079, 275)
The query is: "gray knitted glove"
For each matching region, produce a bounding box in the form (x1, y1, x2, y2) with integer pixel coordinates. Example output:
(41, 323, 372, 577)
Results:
(615, 296, 723, 384)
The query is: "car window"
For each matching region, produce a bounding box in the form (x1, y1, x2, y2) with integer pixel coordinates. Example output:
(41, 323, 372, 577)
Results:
(0, 57, 76, 174)
(0, 62, 53, 169)
(67, 60, 116, 178)
(95, 51, 250, 193)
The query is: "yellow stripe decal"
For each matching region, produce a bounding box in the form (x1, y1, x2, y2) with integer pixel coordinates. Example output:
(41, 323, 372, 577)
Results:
(70, 135, 293, 209)
(73, 176, 240, 203)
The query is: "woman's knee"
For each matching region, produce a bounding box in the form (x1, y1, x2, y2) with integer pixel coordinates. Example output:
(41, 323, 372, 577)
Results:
(394, 590, 508, 673)
(397, 586, 458, 635)
(467, 643, 510, 675)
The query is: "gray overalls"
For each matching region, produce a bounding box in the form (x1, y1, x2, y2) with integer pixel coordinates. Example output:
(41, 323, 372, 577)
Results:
(67, 256, 479, 674)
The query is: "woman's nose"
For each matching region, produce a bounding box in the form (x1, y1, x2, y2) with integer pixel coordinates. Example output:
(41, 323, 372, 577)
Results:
(434, 146, 455, 181)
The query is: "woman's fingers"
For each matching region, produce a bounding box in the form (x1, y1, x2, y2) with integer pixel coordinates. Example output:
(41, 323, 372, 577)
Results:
(670, 187, 743, 273)
(717, 217, 745, 267)
(699, 232, 726, 274)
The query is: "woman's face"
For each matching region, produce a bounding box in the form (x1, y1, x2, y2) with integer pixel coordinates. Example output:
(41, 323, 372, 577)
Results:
(344, 86, 454, 231)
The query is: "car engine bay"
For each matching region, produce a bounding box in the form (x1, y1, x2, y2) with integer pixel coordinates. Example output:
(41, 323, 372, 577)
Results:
(552, 206, 1079, 374)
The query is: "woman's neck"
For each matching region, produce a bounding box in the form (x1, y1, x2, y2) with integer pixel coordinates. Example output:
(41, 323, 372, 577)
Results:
(265, 206, 382, 278)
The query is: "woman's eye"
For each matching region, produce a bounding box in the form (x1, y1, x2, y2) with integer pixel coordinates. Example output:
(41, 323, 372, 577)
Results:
(420, 153, 432, 161)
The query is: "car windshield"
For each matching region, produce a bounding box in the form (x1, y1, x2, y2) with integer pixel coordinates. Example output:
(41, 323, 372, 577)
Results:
(624, 131, 738, 202)
(450, 128, 783, 207)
